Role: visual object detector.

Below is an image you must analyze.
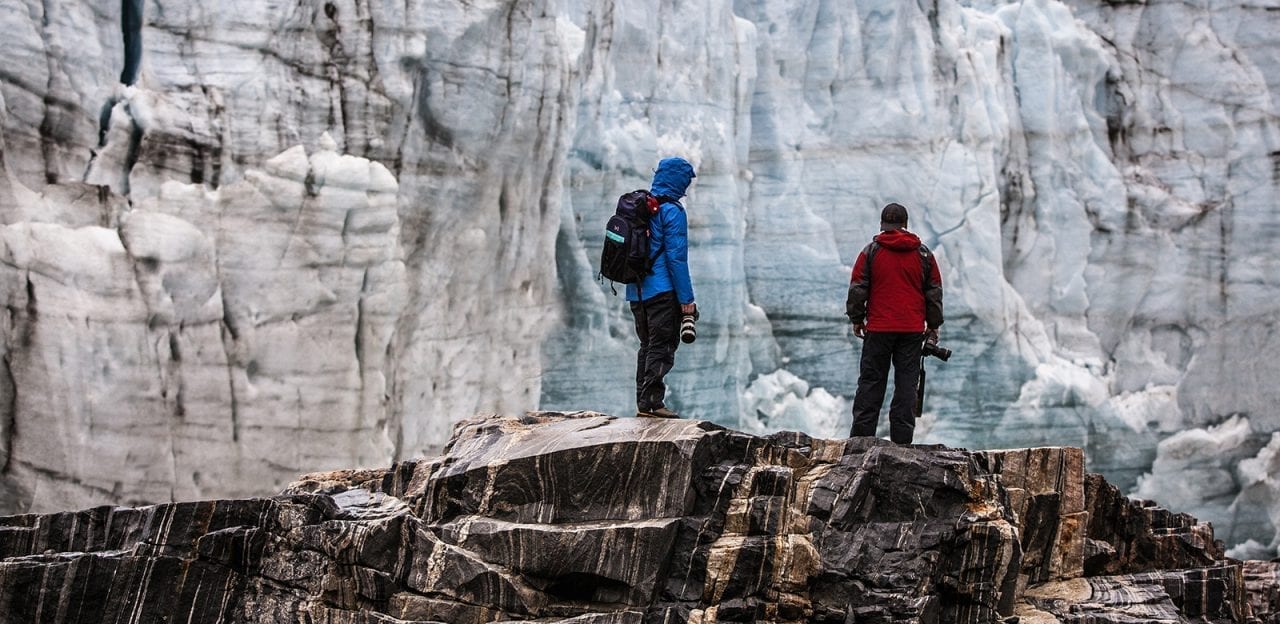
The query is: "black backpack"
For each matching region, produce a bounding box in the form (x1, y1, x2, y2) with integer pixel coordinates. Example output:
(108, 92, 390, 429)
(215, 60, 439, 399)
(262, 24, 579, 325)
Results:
(599, 190, 663, 290)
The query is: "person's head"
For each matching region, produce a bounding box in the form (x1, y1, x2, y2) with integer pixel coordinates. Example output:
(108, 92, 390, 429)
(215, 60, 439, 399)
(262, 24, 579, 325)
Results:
(651, 157, 697, 199)
(880, 202, 908, 231)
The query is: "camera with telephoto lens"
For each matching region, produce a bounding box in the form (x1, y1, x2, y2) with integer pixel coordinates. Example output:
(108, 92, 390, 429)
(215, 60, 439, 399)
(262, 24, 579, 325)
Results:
(922, 340, 951, 361)
(680, 308, 699, 344)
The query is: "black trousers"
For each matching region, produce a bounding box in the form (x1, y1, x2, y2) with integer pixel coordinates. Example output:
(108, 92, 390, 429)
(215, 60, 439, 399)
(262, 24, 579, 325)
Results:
(630, 291, 681, 411)
(851, 331, 923, 444)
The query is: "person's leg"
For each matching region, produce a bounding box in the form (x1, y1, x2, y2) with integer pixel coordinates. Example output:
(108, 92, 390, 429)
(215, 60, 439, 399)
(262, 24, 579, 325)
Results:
(637, 292, 680, 410)
(631, 299, 651, 411)
(850, 332, 892, 437)
(887, 332, 924, 444)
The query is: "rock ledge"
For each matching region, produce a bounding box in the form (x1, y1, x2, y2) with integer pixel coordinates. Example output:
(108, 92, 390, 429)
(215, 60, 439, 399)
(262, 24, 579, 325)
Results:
(0, 412, 1271, 623)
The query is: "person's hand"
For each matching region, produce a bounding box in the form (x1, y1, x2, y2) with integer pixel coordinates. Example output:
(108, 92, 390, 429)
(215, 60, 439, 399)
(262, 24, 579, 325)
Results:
(681, 302, 697, 316)
(925, 327, 939, 344)
(852, 322, 866, 339)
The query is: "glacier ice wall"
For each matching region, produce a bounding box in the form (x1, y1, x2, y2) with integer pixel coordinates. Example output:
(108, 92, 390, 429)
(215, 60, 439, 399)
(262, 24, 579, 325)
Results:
(1, 0, 1278, 553)
(0, 0, 577, 510)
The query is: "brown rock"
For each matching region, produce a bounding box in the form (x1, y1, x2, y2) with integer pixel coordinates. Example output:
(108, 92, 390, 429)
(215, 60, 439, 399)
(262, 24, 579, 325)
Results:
(0, 412, 1268, 623)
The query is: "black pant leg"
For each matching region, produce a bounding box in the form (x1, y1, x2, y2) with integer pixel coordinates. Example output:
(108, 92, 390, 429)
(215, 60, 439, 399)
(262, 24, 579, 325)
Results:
(888, 333, 924, 444)
(631, 292, 680, 410)
(631, 299, 651, 409)
(850, 332, 893, 436)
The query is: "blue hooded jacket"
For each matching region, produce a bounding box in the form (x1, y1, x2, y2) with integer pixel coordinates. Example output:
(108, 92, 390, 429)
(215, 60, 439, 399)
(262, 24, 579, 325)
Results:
(627, 157, 696, 304)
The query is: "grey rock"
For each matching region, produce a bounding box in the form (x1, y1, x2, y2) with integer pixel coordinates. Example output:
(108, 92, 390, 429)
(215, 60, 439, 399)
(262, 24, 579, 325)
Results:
(1245, 561, 1280, 624)
(1026, 564, 1248, 623)
(978, 447, 1087, 584)
(1082, 473, 1223, 576)
(0, 412, 1268, 623)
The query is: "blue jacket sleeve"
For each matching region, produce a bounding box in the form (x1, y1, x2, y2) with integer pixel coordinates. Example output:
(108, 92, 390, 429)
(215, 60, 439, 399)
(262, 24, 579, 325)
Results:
(663, 203, 695, 304)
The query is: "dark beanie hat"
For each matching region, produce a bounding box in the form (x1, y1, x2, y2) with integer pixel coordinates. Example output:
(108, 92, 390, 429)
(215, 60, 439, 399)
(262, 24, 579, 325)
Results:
(880, 203, 908, 227)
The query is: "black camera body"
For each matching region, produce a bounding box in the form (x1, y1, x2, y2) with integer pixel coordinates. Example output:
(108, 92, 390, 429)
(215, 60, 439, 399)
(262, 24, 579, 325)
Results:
(922, 340, 951, 361)
(680, 311, 698, 343)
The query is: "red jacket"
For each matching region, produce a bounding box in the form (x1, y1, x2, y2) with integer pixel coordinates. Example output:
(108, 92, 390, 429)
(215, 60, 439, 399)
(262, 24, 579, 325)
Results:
(846, 229, 943, 332)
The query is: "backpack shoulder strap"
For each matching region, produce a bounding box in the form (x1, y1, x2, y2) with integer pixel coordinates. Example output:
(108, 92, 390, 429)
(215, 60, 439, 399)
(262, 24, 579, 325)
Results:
(918, 244, 937, 289)
(647, 198, 668, 263)
(862, 241, 880, 283)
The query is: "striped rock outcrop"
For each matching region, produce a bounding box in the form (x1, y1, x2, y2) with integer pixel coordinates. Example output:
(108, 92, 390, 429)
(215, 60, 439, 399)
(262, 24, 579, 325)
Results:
(0, 412, 1267, 623)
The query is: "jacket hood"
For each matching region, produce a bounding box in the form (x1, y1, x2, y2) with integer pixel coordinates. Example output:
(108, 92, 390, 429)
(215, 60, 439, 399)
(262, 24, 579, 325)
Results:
(874, 228, 922, 251)
(651, 157, 696, 199)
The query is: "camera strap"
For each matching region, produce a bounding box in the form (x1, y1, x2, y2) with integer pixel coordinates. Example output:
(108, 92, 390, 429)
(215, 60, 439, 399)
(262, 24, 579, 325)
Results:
(915, 356, 927, 419)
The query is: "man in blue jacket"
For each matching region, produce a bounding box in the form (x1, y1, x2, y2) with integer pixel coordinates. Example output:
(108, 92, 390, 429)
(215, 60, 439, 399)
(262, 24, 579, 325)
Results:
(628, 157, 697, 418)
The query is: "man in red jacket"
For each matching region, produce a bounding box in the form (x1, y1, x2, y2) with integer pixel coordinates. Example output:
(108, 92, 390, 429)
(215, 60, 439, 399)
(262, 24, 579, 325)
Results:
(845, 203, 944, 444)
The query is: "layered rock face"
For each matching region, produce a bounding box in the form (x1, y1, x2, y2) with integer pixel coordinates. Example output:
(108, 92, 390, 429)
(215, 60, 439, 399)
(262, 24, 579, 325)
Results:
(0, 413, 1262, 623)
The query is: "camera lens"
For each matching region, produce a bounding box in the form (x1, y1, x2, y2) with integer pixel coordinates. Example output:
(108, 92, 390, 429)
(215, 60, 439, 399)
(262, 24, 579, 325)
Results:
(680, 314, 697, 343)
(922, 342, 952, 361)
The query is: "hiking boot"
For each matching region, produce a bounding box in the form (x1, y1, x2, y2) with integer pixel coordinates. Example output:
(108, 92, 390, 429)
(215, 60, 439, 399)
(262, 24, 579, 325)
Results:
(636, 406, 680, 419)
